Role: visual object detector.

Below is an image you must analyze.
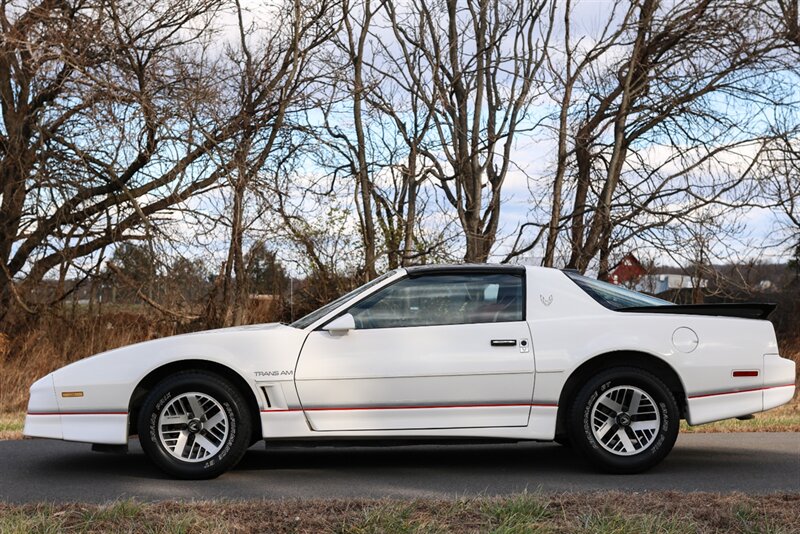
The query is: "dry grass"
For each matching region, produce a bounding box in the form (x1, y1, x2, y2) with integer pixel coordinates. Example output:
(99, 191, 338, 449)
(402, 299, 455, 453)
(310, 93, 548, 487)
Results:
(0, 310, 178, 414)
(0, 412, 23, 440)
(0, 492, 797, 533)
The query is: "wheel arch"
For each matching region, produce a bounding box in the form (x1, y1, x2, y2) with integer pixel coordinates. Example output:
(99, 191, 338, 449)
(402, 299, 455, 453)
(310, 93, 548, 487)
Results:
(554, 350, 687, 438)
(127, 359, 262, 439)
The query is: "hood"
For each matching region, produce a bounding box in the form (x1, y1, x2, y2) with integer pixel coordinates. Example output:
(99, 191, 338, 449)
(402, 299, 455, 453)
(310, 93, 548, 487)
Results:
(50, 322, 307, 388)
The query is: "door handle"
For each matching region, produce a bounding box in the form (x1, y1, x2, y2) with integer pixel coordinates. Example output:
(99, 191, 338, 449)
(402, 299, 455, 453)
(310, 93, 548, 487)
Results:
(490, 339, 517, 347)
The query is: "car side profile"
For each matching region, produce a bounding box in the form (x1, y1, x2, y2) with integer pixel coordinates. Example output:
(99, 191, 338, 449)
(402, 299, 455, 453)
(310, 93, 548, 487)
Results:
(25, 265, 796, 478)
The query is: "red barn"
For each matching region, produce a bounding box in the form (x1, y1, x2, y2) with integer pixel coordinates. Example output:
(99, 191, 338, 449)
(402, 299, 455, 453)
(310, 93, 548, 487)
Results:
(609, 253, 646, 285)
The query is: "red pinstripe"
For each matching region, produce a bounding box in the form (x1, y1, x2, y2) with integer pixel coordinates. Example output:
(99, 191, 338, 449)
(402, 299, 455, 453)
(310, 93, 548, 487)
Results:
(688, 383, 795, 400)
(261, 402, 558, 413)
(26, 411, 128, 416)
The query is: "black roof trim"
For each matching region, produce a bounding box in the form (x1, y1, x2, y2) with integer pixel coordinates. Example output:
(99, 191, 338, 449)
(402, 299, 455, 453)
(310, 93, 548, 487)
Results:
(617, 303, 776, 320)
(405, 264, 525, 277)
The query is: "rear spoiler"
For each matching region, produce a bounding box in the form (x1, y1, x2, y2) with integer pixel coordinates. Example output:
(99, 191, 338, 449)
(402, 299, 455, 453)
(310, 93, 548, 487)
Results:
(617, 303, 776, 320)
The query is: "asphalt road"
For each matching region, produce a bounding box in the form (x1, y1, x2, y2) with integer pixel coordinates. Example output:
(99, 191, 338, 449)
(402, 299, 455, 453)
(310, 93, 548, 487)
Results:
(0, 432, 797, 503)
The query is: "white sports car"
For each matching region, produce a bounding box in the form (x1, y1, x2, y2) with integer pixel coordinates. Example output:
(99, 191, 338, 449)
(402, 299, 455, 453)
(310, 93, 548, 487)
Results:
(25, 265, 796, 478)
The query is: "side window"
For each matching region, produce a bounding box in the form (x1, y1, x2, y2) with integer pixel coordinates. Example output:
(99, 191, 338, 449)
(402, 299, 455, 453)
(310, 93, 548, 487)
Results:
(348, 273, 524, 329)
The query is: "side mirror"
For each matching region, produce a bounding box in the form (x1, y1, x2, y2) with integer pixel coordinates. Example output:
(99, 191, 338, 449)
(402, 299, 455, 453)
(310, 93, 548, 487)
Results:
(322, 313, 356, 334)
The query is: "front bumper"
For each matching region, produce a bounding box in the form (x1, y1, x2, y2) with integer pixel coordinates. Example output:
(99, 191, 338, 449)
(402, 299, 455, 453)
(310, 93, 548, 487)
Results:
(23, 375, 62, 440)
(24, 374, 129, 445)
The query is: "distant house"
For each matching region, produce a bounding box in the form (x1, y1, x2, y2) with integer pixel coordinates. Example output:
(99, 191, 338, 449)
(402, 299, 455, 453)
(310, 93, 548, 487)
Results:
(609, 252, 708, 297)
(609, 253, 646, 286)
(635, 273, 708, 295)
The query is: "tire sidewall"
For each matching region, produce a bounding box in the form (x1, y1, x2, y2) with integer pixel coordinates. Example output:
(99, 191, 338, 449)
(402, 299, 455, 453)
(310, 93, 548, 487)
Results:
(570, 368, 679, 473)
(138, 373, 251, 479)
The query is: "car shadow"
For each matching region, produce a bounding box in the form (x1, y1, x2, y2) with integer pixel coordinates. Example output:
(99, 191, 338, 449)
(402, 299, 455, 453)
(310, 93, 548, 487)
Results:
(25, 439, 589, 481)
(25, 442, 170, 481)
(18, 436, 799, 491)
(236, 440, 588, 473)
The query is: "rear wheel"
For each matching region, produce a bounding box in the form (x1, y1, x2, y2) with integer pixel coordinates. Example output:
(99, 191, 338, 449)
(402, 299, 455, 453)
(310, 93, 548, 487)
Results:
(138, 371, 252, 479)
(567, 367, 679, 474)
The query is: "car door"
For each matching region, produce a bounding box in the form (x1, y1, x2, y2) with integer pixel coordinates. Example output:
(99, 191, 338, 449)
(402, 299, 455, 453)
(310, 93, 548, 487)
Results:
(294, 270, 535, 431)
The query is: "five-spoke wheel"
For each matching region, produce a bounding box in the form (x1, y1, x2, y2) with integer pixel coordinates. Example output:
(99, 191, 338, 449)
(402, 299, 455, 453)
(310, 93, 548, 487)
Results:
(138, 371, 252, 479)
(158, 392, 230, 463)
(567, 367, 679, 474)
(590, 385, 660, 456)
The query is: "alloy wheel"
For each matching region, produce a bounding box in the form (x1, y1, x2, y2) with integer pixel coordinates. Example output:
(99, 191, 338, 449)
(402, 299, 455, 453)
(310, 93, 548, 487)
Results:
(157, 392, 229, 462)
(590, 385, 660, 456)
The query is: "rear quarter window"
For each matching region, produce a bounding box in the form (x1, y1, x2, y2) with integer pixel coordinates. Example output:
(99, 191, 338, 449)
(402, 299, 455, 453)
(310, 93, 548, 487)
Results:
(563, 271, 672, 310)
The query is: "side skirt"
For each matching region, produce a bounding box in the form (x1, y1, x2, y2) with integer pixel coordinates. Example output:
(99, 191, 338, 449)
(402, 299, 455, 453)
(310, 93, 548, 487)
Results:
(259, 405, 558, 441)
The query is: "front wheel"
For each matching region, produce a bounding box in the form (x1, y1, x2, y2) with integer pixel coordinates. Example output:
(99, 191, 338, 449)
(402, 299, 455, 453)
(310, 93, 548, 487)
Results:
(138, 371, 252, 479)
(567, 367, 679, 474)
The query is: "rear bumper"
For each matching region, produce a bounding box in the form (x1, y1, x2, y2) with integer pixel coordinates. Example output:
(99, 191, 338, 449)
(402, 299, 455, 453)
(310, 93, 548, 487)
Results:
(686, 354, 795, 425)
(763, 353, 796, 411)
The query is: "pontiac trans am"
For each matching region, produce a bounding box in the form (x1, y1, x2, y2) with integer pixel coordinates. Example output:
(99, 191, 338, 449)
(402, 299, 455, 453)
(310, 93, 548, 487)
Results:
(24, 265, 796, 478)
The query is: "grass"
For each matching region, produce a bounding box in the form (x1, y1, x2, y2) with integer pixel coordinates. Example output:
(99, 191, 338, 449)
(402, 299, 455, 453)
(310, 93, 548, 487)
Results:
(0, 493, 798, 533)
(0, 501, 228, 534)
(575, 510, 693, 534)
(0, 412, 23, 440)
(0, 313, 182, 415)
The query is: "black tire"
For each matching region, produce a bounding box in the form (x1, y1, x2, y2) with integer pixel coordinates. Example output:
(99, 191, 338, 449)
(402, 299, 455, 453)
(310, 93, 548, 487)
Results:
(553, 434, 572, 448)
(567, 367, 679, 474)
(138, 371, 252, 479)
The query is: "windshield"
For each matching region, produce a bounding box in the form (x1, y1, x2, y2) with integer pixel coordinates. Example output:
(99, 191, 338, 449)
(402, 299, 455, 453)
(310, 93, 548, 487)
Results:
(563, 271, 672, 310)
(290, 270, 398, 329)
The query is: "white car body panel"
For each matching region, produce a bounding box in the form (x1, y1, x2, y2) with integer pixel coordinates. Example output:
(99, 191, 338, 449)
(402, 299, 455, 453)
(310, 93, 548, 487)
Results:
(25, 265, 796, 447)
(296, 321, 535, 430)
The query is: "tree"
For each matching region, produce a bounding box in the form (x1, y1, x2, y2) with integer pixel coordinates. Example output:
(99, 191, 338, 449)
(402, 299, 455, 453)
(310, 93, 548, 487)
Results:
(384, 0, 554, 262)
(507, 0, 796, 276)
(336, 0, 381, 279)
(108, 243, 158, 300)
(310, 0, 444, 279)
(211, 0, 337, 326)
(760, 133, 800, 266)
(0, 0, 236, 326)
(166, 256, 210, 307)
(245, 242, 288, 295)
